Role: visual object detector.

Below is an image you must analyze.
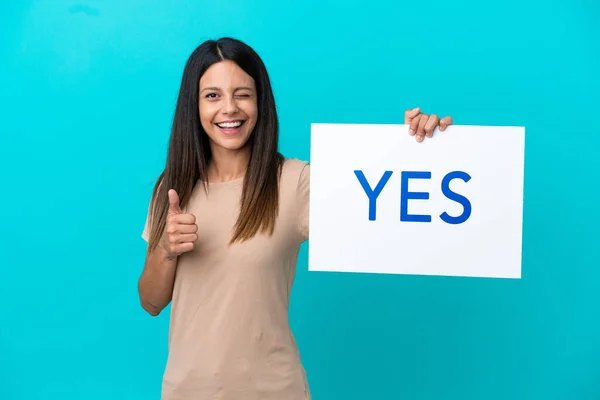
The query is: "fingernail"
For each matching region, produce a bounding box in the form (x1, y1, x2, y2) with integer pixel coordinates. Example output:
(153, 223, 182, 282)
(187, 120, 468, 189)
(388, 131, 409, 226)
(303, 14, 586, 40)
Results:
(408, 128, 414, 135)
(417, 135, 423, 142)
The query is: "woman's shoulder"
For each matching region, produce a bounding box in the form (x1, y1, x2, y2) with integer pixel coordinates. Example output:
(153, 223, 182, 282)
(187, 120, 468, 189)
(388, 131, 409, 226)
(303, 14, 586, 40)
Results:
(281, 157, 309, 183)
(281, 157, 309, 175)
(279, 158, 310, 233)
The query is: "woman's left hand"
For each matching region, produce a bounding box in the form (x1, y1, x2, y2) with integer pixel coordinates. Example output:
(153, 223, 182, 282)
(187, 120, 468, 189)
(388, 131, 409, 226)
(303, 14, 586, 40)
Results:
(404, 107, 453, 142)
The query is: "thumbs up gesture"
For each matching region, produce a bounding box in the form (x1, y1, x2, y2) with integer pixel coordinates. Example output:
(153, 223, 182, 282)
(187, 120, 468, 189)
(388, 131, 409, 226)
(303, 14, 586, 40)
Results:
(160, 189, 198, 257)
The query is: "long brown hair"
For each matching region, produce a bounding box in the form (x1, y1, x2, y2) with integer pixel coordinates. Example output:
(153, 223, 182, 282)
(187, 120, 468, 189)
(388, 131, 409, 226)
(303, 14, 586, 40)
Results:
(146, 37, 283, 253)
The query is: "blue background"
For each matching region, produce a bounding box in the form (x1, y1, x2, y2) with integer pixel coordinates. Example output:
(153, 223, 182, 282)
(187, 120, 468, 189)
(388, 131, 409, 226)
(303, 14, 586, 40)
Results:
(1, 1, 599, 399)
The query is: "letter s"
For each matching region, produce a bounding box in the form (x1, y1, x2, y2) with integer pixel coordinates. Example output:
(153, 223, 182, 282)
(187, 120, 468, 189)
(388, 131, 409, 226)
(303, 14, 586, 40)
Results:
(440, 171, 471, 224)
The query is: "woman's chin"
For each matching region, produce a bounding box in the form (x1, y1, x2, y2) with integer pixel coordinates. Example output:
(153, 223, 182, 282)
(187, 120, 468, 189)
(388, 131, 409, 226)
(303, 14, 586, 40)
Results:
(209, 135, 251, 153)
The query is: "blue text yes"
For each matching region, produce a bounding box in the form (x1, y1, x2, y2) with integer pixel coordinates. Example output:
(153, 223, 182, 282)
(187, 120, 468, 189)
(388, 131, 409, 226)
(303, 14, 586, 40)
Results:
(354, 170, 472, 224)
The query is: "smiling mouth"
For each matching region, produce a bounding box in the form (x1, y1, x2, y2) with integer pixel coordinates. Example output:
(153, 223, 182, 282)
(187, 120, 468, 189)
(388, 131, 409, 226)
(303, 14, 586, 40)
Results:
(215, 120, 245, 129)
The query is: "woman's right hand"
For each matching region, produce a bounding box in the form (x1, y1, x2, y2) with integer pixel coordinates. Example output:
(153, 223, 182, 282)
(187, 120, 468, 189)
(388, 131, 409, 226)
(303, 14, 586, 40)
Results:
(160, 189, 198, 258)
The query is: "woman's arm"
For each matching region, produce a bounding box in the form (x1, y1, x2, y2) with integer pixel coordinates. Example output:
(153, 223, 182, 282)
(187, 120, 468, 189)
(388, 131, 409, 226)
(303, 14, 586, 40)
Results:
(296, 162, 310, 242)
(138, 189, 197, 316)
(138, 247, 178, 316)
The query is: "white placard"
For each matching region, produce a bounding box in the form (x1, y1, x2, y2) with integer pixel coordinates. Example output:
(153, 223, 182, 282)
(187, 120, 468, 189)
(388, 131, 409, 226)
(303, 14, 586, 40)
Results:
(308, 123, 525, 279)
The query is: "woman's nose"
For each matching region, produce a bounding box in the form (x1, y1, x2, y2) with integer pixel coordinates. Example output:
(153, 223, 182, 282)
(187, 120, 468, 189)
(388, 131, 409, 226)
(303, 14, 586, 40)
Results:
(222, 96, 239, 114)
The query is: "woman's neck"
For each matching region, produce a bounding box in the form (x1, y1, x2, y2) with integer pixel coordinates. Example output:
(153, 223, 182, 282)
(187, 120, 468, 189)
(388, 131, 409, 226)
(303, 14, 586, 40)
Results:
(206, 144, 251, 183)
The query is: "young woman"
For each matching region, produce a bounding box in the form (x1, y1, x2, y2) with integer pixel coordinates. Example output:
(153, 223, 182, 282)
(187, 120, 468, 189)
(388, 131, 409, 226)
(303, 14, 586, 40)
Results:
(137, 37, 453, 400)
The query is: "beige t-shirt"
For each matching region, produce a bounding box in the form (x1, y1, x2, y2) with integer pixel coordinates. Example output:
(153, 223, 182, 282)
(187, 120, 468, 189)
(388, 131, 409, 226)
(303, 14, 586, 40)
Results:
(142, 158, 311, 400)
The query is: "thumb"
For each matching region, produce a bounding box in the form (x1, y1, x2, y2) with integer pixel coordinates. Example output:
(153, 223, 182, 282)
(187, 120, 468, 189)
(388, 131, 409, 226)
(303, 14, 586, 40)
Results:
(404, 107, 421, 123)
(168, 189, 182, 214)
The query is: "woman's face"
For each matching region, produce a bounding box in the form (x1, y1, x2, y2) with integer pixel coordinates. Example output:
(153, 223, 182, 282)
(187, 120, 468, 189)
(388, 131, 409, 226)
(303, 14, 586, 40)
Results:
(198, 60, 258, 153)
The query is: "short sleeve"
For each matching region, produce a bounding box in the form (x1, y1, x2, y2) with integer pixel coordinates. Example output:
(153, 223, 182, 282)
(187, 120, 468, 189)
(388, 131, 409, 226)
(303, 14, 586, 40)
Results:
(141, 210, 150, 242)
(296, 162, 310, 242)
(141, 179, 164, 243)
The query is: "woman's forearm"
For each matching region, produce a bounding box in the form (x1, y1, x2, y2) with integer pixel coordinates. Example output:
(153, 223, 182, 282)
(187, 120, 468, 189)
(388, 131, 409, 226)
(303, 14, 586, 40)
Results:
(138, 245, 178, 316)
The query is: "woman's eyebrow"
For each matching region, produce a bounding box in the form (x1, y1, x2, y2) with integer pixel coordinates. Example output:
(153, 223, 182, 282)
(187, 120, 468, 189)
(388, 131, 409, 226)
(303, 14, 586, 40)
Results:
(200, 86, 253, 93)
